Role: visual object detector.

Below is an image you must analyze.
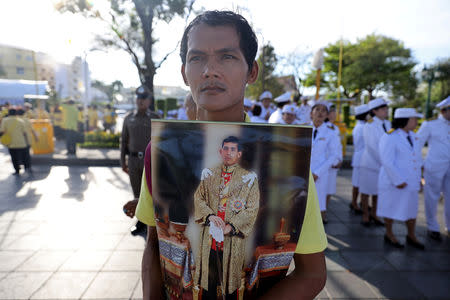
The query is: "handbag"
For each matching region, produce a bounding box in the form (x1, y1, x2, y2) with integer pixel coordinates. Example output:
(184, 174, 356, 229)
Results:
(0, 133, 11, 146)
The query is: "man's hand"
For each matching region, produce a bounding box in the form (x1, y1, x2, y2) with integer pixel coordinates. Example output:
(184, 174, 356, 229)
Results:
(313, 174, 319, 182)
(332, 161, 342, 169)
(396, 182, 407, 189)
(223, 224, 233, 235)
(122, 162, 129, 174)
(208, 215, 225, 229)
(123, 199, 138, 218)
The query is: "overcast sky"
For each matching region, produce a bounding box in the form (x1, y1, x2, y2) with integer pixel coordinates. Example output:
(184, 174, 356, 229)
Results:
(1, 0, 449, 89)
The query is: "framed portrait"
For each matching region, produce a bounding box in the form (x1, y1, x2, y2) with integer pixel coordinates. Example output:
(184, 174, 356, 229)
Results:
(151, 120, 312, 300)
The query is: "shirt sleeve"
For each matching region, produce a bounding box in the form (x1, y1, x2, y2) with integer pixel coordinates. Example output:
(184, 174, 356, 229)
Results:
(135, 168, 156, 226)
(295, 171, 328, 254)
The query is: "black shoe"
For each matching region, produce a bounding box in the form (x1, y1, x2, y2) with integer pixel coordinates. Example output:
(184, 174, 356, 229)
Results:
(131, 220, 147, 236)
(370, 215, 385, 226)
(406, 236, 425, 250)
(427, 231, 442, 242)
(322, 217, 328, 225)
(360, 220, 371, 227)
(349, 203, 363, 215)
(384, 235, 404, 248)
(12, 171, 20, 176)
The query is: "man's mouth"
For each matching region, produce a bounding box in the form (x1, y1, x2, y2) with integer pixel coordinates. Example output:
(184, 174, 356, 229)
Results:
(200, 82, 226, 94)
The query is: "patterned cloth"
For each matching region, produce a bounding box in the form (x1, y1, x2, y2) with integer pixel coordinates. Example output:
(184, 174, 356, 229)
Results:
(159, 236, 194, 288)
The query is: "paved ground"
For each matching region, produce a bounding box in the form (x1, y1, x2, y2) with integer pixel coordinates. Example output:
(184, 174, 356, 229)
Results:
(0, 145, 449, 299)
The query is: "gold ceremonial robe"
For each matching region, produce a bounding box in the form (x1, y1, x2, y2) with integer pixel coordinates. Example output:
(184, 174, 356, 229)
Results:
(194, 164, 260, 294)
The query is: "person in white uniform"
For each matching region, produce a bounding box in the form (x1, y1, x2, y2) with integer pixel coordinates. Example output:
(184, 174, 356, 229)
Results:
(259, 91, 274, 121)
(268, 92, 291, 124)
(250, 104, 267, 123)
(309, 102, 341, 223)
(417, 96, 450, 241)
(296, 96, 312, 124)
(350, 104, 371, 214)
(280, 104, 301, 125)
(359, 98, 391, 227)
(244, 98, 253, 118)
(325, 104, 343, 208)
(377, 108, 425, 249)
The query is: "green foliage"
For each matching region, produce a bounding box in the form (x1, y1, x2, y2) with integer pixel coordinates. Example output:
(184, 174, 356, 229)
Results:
(304, 34, 417, 102)
(92, 80, 123, 102)
(79, 131, 120, 148)
(246, 43, 284, 99)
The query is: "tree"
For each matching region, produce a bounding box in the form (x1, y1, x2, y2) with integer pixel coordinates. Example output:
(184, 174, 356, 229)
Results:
(279, 48, 312, 95)
(92, 79, 123, 103)
(246, 43, 283, 99)
(304, 34, 417, 101)
(55, 0, 195, 96)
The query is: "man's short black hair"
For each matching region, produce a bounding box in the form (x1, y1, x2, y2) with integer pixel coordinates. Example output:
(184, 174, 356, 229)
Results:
(222, 135, 242, 151)
(180, 10, 258, 72)
(252, 105, 262, 117)
(355, 111, 369, 121)
(392, 117, 409, 129)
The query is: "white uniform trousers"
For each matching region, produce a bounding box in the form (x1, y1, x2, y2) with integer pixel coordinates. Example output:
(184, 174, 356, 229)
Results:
(316, 175, 328, 212)
(352, 167, 360, 187)
(328, 168, 338, 194)
(424, 165, 450, 231)
(377, 188, 418, 221)
(359, 167, 379, 195)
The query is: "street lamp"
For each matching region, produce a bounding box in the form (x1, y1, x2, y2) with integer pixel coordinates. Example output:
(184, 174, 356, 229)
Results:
(422, 65, 439, 119)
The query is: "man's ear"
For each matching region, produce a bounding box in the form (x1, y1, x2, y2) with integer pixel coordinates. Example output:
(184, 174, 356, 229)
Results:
(247, 61, 259, 84)
(237, 151, 242, 159)
(181, 64, 189, 86)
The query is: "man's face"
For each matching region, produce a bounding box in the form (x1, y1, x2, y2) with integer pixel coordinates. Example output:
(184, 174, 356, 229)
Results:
(310, 105, 328, 123)
(262, 98, 271, 108)
(136, 97, 150, 111)
(373, 106, 388, 120)
(405, 117, 418, 131)
(328, 110, 336, 123)
(181, 24, 258, 115)
(441, 107, 450, 121)
(219, 142, 242, 166)
(282, 112, 296, 124)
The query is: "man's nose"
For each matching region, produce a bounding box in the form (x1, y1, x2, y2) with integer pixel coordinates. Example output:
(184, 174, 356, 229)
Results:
(202, 57, 220, 79)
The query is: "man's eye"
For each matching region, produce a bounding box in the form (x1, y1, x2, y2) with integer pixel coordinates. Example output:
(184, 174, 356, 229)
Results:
(189, 56, 201, 62)
(222, 54, 235, 60)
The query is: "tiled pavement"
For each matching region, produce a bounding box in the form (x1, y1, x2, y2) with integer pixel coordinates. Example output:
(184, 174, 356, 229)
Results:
(0, 146, 449, 299)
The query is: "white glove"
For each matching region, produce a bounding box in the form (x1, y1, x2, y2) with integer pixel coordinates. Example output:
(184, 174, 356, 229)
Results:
(201, 168, 213, 180)
(242, 172, 257, 188)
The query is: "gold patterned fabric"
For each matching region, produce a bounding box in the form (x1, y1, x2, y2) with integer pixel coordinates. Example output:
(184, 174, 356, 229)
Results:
(194, 164, 260, 294)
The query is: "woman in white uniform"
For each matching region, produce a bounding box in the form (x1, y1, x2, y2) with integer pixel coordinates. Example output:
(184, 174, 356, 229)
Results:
(326, 104, 343, 208)
(350, 104, 371, 214)
(309, 102, 341, 223)
(377, 108, 425, 249)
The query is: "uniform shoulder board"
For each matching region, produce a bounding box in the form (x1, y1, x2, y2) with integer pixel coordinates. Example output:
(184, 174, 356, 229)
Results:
(327, 125, 335, 130)
(387, 128, 395, 134)
(367, 118, 373, 124)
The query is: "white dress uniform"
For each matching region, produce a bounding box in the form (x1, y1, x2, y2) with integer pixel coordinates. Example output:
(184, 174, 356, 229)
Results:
(377, 129, 423, 221)
(268, 108, 283, 124)
(359, 116, 392, 195)
(296, 104, 312, 124)
(351, 120, 365, 187)
(260, 105, 274, 121)
(327, 122, 343, 195)
(417, 114, 450, 231)
(310, 122, 341, 211)
(250, 115, 267, 123)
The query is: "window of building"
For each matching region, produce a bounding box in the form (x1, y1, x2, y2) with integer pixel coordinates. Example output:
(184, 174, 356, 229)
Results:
(16, 54, 21, 60)
(16, 67, 25, 74)
(26, 56, 32, 61)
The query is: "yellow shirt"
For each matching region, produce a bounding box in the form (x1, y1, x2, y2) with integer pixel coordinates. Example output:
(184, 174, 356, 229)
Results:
(136, 168, 327, 255)
(0, 116, 30, 148)
(61, 104, 79, 130)
(88, 109, 98, 127)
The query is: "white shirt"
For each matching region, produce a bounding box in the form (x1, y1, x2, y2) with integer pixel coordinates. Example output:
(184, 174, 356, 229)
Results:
(268, 108, 283, 124)
(360, 116, 391, 170)
(279, 119, 301, 125)
(310, 122, 341, 178)
(378, 129, 423, 191)
(416, 115, 450, 171)
(296, 104, 311, 124)
(250, 115, 267, 123)
(351, 120, 365, 167)
(260, 105, 274, 121)
(326, 122, 343, 162)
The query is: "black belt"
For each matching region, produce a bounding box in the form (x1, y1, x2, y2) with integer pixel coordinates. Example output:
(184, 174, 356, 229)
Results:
(130, 152, 144, 159)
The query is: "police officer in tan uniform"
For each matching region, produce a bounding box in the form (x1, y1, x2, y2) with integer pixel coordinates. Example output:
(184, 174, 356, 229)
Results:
(121, 85, 160, 235)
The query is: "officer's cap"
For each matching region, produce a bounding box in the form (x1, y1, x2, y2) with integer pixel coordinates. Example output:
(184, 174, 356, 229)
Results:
(136, 85, 151, 99)
(436, 96, 450, 109)
(244, 98, 253, 107)
(394, 108, 423, 119)
(282, 104, 297, 115)
(274, 92, 292, 103)
(368, 98, 388, 110)
(354, 104, 370, 115)
(259, 91, 273, 100)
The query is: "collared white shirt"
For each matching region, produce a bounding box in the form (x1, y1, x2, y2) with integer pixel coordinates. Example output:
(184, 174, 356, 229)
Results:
(268, 108, 283, 124)
(360, 116, 391, 170)
(296, 104, 311, 124)
(352, 120, 365, 167)
(260, 105, 274, 121)
(417, 115, 450, 170)
(310, 122, 341, 178)
(250, 115, 267, 123)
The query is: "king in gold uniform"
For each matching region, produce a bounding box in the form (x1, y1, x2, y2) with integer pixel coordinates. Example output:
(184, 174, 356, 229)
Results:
(194, 136, 259, 298)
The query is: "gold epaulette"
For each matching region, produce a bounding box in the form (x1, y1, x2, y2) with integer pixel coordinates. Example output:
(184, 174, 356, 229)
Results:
(387, 128, 395, 134)
(367, 118, 373, 123)
(327, 125, 335, 130)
